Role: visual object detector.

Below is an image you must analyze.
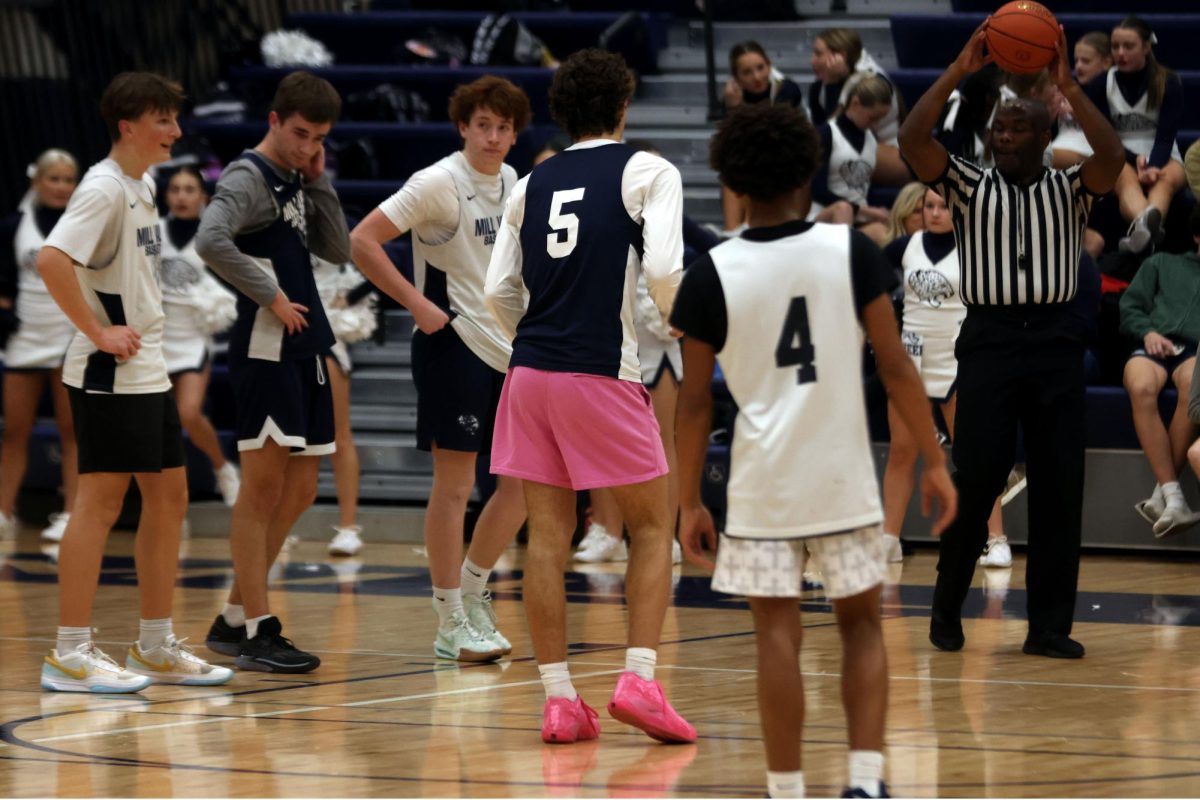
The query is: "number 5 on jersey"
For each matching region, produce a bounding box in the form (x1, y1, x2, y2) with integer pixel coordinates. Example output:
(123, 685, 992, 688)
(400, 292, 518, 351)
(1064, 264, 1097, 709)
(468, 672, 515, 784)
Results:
(547, 188, 585, 258)
(776, 296, 817, 384)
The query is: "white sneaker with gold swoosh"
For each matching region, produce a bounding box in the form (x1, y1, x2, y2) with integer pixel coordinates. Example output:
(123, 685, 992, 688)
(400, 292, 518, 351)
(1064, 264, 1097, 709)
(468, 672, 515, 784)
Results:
(41, 643, 153, 693)
(126, 635, 234, 685)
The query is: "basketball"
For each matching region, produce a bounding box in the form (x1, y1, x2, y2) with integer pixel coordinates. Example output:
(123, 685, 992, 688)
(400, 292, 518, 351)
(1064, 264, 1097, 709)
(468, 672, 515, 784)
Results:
(985, 1, 1059, 74)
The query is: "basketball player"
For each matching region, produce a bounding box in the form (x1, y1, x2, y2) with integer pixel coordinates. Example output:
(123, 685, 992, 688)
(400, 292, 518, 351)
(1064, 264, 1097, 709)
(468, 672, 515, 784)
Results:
(37, 72, 232, 692)
(674, 102, 956, 799)
(349, 76, 531, 661)
(485, 48, 694, 744)
(195, 71, 349, 672)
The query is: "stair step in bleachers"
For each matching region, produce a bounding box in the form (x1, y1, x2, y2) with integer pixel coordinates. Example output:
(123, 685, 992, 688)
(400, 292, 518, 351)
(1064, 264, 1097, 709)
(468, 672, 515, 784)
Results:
(349, 403, 417, 433)
(318, 471, 436, 503)
(351, 368, 418, 405)
(664, 19, 897, 74)
(347, 432, 430, 473)
(951, 0, 1189, 12)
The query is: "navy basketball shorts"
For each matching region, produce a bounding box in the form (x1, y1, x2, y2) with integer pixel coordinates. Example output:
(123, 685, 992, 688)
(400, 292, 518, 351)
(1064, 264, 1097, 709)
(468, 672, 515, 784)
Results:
(410, 325, 505, 454)
(68, 388, 186, 473)
(229, 353, 335, 456)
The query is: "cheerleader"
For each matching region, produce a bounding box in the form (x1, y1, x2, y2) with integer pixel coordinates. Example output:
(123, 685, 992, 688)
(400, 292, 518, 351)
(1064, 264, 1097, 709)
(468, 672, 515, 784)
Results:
(0, 149, 79, 541)
(160, 167, 240, 505)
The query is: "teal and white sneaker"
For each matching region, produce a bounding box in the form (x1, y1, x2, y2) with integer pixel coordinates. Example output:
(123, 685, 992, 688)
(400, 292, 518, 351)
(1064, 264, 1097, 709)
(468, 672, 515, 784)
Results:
(126, 635, 235, 685)
(463, 589, 512, 655)
(42, 643, 152, 693)
(434, 607, 503, 662)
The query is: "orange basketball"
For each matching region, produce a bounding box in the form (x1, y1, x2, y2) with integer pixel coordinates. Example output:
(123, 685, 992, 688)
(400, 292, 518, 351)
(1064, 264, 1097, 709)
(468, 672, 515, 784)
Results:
(985, 1, 1059, 74)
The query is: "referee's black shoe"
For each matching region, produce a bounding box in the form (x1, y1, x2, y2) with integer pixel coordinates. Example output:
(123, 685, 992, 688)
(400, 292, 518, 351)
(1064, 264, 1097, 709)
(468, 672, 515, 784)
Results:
(1022, 632, 1084, 659)
(235, 617, 321, 673)
(205, 614, 246, 657)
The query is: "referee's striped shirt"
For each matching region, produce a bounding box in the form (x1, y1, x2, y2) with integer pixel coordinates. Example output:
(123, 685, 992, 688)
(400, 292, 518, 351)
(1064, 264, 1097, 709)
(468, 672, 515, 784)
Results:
(931, 154, 1097, 305)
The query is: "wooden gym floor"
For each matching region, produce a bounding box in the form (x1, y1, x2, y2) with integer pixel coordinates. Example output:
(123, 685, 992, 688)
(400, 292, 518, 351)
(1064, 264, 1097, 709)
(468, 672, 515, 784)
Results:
(0, 527, 1198, 798)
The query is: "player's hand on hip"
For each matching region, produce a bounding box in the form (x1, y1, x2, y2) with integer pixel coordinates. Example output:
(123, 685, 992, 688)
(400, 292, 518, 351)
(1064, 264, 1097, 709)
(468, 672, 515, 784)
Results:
(270, 291, 310, 335)
(679, 504, 718, 572)
(921, 465, 958, 537)
(413, 300, 450, 335)
(94, 326, 141, 361)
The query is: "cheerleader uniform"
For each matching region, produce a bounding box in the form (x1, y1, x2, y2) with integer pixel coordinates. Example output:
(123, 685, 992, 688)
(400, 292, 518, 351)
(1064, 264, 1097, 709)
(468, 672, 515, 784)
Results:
(3, 204, 74, 370)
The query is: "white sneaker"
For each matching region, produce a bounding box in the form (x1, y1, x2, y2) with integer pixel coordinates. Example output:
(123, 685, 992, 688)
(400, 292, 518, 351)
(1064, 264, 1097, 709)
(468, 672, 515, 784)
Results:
(41, 512, 69, 543)
(0, 511, 15, 539)
(979, 536, 1013, 568)
(882, 533, 904, 563)
(1000, 466, 1027, 507)
(1154, 499, 1199, 538)
(574, 526, 627, 563)
(672, 539, 682, 565)
(42, 643, 152, 693)
(126, 635, 234, 686)
(463, 589, 512, 655)
(215, 463, 241, 507)
(434, 607, 503, 662)
(1135, 489, 1165, 525)
(328, 525, 363, 556)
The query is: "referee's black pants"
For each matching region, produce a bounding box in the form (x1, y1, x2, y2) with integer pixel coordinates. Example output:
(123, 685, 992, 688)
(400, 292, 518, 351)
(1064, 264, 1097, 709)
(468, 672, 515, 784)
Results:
(932, 305, 1086, 641)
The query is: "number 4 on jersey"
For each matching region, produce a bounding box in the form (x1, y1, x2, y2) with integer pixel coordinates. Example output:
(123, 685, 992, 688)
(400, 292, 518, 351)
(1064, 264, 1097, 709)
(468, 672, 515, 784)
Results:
(775, 296, 817, 384)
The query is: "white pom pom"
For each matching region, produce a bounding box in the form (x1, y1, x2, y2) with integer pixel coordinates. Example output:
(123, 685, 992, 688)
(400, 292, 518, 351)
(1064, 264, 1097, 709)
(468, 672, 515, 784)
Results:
(261, 30, 334, 68)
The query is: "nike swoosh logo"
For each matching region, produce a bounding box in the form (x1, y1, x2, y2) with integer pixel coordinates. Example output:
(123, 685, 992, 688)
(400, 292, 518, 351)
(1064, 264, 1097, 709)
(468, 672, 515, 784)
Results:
(274, 184, 286, 192)
(46, 655, 88, 681)
(466, 568, 482, 578)
(129, 202, 137, 209)
(127, 648, 173, 672)
(466, 194, 477, 201)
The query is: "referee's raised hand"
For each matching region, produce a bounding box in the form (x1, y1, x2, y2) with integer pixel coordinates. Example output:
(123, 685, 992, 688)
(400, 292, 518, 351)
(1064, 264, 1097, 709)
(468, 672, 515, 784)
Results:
(954, 18, 994, 74)
(94, 325, 141, 361)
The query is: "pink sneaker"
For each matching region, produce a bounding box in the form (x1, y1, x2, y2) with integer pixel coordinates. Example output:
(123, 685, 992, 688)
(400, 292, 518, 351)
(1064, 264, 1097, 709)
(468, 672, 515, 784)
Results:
(541, 695, 601, 744)
(607, 671, 696, 743)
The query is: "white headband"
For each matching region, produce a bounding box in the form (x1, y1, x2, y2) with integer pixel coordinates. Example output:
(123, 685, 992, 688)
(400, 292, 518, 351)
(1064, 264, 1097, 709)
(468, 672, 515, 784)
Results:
(25, 163, 36, 179)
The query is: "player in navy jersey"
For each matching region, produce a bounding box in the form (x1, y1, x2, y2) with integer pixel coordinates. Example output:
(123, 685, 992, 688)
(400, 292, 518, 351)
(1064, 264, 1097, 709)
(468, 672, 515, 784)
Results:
(485, 48, 694, 745)
(673, 103, 955, 800)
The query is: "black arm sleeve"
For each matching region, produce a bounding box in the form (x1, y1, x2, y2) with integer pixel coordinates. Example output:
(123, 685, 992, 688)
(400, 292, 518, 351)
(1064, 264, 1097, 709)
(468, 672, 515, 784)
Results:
(849, 228, 895, 319)
(669, 252, 727, 352)
(0, 213, 20, 299)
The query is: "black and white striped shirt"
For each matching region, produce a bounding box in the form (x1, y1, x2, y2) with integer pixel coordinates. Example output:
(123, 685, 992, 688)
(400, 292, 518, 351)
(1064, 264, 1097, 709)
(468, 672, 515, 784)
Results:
(932, 155, 1097, 306)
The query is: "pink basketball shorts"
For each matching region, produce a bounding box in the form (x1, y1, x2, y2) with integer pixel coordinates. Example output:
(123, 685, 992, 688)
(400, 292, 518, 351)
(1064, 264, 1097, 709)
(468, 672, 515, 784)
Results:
(490, 367, 668, 490)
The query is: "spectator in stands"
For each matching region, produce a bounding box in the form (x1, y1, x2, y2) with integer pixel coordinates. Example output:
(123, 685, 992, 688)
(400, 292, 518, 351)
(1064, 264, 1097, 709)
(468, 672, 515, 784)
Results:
(159, 166, 241, 509)
(0, 149, 79, 542)
(311, 256, 374, 558)
(809, 27, 909, 185)
(721, 41, 804, 232)
(809, 75, 894, 245)
(900, 23, 1123, 658)
(1051, 31, 1112, 169)
(880, 188, 1009, 567)
(349, 76, 532, 662)
(884, 181, 927, 243)
(1082, 16, 1187, 255)
(1119, 204, 1200, 537)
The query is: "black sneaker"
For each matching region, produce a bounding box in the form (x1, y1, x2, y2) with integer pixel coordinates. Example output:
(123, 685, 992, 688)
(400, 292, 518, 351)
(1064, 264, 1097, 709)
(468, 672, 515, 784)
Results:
(235, 617, 320, 673)
(205, 614, 246, 657)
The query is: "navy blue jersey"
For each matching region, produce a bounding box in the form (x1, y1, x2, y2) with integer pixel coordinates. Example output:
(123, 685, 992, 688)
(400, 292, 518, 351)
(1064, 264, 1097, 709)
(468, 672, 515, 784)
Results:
(230, 152, 334, 362)
(512, 143, 644, 378)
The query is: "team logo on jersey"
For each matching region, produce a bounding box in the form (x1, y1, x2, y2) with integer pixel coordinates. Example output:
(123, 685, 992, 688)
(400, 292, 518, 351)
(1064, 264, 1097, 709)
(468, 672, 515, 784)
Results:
(457, 414, 480, 436)
(1111, 111, 1156, 133)
(902, 330, 924, 357)
(474, 215, 502, 247)
(907, 269, 955, 308)
(281, 190, 308, 243)
(839, 159, 873, 195)
(137, 224, 163, 276)
(160, 256, 203, 292)
(19, 247, 38, 273)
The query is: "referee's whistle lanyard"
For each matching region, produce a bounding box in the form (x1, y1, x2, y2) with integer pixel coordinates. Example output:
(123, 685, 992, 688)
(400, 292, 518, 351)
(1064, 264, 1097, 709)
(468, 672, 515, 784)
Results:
(1002, 187, 1029, 269)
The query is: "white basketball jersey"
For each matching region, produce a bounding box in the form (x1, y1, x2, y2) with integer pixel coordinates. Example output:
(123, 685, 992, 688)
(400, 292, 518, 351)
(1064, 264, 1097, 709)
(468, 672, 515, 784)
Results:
(826, 122, 877, 208)
(901, 232, 965, 337)
(413, 152, 516, 374)
(1105, 67, 1181, 160)
(61, 162, 170, 394)
(12, 206, 72, 331)
(712, 223, 883, 540)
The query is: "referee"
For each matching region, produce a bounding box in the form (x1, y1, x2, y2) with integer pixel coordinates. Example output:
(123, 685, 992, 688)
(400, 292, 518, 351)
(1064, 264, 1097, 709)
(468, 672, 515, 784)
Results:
(899, 22, 1123, 658)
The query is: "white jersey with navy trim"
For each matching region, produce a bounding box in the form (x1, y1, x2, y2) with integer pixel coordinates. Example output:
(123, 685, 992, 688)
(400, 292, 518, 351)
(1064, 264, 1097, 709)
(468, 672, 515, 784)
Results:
(711, 224, 883, 540)
(901, 231, 965, 337)
(46, 159, 170, 394)
(1105, 67, 1182, 162)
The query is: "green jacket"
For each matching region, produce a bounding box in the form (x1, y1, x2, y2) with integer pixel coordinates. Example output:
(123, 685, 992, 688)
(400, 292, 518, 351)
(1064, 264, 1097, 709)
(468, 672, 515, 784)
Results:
(1118, 251, 1200, 343)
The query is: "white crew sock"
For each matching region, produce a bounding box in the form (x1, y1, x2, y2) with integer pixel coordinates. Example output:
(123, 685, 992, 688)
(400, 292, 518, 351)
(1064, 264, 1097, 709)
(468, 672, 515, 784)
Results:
(433, 586, 463, 627)
(246, 614, 273, 639)
(56, 626, 91, 658)
(625, 647, 657, 681)
(767, 770, 805, 798)
(138, 618, 173, 652)
(538, 661, 577, 700)
(460, 558, 491, 600)
(222, 603, 245, 627)
(848, 750, 884, 798)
